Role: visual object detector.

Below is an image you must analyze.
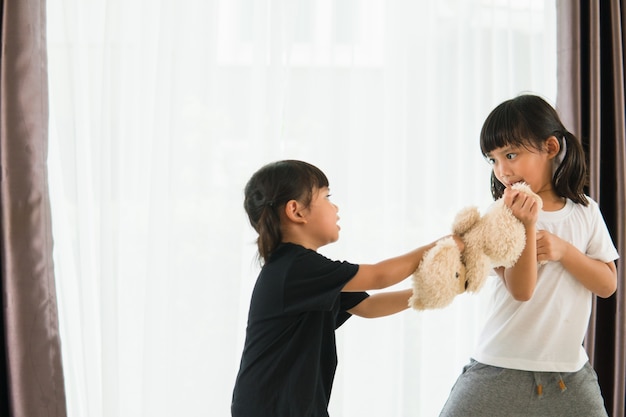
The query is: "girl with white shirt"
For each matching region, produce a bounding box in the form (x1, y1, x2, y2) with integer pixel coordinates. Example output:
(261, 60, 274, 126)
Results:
(439, 94, 618, 417)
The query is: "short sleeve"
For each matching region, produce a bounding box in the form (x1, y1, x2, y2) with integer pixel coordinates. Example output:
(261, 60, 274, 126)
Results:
(586, 199, 619, 262)
(283, 249, 359, 313)
(335, 291, 369, 328)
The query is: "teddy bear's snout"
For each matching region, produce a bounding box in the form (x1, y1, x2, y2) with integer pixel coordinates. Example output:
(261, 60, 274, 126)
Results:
(456, 271, 469, 290)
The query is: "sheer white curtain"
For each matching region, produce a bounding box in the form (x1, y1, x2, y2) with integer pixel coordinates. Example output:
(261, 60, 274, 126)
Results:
(46, 1, 556, 416)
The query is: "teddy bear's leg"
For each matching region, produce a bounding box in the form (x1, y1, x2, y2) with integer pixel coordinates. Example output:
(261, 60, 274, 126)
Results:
(482, 217, 526, 268)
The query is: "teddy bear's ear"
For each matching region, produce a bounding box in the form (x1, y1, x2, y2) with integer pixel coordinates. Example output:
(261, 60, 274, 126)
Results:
(452, 206, 480, 235)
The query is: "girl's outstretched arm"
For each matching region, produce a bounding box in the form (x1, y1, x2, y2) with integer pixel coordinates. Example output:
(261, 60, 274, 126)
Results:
(342, 236, 464, 292)
(536, 230, 617, 298)
(347, 289, 412, 318)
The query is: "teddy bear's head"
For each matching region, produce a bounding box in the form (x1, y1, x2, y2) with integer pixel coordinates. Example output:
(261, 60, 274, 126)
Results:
(408, 236, 468, 310)
(409, 182, 541, 310)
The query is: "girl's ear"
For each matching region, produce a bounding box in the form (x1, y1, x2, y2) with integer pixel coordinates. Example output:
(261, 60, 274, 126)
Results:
(545, 135, 561, 159)
(283, 200, 307, 224)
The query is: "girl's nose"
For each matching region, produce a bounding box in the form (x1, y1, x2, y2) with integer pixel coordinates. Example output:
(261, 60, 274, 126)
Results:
(494, 161, 511, 179)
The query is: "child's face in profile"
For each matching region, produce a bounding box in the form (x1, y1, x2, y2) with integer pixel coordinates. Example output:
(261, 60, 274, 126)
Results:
(303, 186, 340, 249)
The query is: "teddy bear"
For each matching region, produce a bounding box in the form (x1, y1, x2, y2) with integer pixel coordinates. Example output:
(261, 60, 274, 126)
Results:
(409, 182, 542, 310)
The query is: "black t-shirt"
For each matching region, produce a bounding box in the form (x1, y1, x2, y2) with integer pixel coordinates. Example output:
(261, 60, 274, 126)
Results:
(231, 243, 368, 417)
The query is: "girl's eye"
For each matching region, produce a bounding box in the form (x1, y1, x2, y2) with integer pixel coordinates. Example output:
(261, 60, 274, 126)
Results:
(506, 153, 517, 160)
(486, 158, 495, 165)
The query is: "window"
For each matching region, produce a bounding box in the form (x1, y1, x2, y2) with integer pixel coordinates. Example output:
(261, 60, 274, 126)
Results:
(47, 1, 556, 416)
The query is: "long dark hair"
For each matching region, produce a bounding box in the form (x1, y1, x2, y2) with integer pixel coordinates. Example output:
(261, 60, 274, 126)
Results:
(480, 94, 588, 205)
(243, 160, 329, 263)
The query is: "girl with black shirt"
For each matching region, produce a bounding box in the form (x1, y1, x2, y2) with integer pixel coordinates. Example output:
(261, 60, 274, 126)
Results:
(232, 160, 462, 417)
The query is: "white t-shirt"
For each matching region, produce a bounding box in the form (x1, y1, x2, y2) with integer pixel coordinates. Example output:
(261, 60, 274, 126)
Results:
(473, 197, 619, 372)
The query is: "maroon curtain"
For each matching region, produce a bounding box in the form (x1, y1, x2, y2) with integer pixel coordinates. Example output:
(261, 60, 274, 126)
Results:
(0, 0, 67, 416)
(557, 1, 626, 416)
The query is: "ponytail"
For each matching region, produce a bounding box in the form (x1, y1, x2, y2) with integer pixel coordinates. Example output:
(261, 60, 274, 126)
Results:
(255, 204, 283, 263)
(553, 131, 588, 205)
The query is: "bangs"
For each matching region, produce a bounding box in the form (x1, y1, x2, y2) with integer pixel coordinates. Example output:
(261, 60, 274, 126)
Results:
(277, 160, 329, 205)
(308, 164, 329, 190)
(480, 100, 536, 156)
(296, 161, 329, 193)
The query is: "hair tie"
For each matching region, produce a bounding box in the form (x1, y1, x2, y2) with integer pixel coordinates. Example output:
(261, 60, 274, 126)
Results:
(266, 200, 275, 207)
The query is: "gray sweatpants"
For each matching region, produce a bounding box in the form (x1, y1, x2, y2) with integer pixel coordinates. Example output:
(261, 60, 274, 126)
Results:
(439, 360, 608, 417)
